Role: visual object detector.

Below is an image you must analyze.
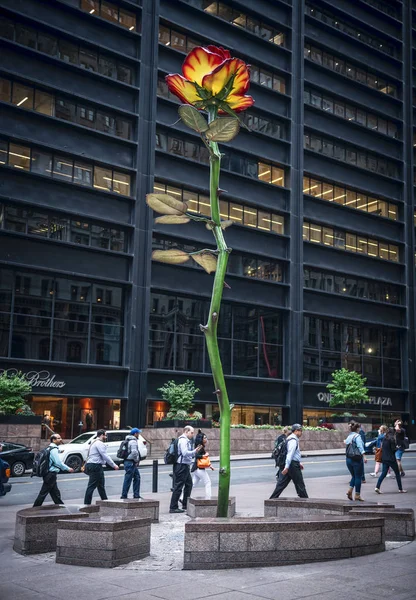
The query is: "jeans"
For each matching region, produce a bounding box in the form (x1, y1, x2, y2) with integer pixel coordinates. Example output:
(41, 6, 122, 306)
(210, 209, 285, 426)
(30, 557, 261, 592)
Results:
(192, 468, 212, 499)
(170, 463, 193, 510)
(269, 461, 308, 499)
(121, 460, 141, 498)
(376, 461, 402, 491)
(84, 463, 107, 505)
(346, 457, 364, 494)
(33, 472, 64, 506)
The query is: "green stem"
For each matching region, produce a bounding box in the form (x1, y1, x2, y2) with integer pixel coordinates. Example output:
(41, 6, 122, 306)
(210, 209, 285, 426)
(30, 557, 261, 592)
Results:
(203, 104, 231, 518)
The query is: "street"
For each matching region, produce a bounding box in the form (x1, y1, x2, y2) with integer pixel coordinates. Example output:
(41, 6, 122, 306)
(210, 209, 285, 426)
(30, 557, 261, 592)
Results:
(3, 454, 416, 507)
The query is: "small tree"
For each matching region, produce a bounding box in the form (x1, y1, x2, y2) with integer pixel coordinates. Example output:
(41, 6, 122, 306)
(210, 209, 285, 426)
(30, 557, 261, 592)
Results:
(158, 380, 200, 418)
(327, 368, 369, 409)
(0, 371, 32, 415)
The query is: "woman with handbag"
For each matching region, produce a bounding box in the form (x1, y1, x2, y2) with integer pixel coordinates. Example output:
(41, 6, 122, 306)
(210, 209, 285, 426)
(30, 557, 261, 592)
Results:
(345, 421, 367, 502)
(375, 428, 407, 494)
(370, 425, 388, 478)
(191, 430, 214, 500)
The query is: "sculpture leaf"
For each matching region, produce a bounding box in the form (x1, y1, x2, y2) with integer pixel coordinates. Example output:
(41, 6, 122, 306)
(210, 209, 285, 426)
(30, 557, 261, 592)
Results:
(221, 219, 234, 229)
(146, 193, 188, 215)
(179, 105, 209, 133)
(206, 117, 240, 142)
(191, 252, 217, 274)
(155, 215, 190, 225)
(152, 249, 190, 264)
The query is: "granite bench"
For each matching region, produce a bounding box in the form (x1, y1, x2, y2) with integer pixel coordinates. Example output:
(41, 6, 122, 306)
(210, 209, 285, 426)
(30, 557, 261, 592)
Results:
(349, 507, 415, 542)
(14, 505, 89, 555)
(184, 514, 385, 570)
(97, 499, 159, 523)
(264, 497, 395, 518)
(56, 515, 152, 568)
(187, 497, 236, 519)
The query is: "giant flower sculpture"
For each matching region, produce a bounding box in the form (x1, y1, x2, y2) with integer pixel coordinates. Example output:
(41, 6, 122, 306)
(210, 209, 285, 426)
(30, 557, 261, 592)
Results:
(146, 46, 254, 518)
(166, 45, 253, 114)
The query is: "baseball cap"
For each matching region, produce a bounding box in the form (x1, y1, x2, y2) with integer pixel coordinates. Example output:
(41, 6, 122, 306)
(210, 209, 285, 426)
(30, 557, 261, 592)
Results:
(291, 423, 303, 432)
(130, 428, 141, 435)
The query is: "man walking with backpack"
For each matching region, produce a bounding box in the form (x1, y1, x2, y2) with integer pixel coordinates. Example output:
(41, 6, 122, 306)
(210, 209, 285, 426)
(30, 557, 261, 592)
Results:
(33, 434, 74, 507)
(169, 426, 202, 513)
(269, 424, 308, 499)
(84, 429, 119, 505)
(120, 428, 142, 500)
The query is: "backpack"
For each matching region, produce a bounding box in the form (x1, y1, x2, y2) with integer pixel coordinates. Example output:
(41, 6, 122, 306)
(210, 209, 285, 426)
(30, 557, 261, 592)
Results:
(117, 439, 130, 460)
(31, 446, 52, 477)
(273, 438, 288, 468)
(164, 438, 179, 465)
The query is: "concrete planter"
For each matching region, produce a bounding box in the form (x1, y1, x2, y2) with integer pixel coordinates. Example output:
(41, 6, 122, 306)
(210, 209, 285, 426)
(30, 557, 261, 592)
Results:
(187, 497, 236, 518)
(97, 499, 159, 523)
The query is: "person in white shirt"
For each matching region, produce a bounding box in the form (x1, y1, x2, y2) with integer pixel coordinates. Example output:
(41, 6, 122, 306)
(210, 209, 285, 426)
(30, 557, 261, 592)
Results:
(169, 426, 202, 513)
(83, 429, 119, 505)
(269, 424, 308, 499)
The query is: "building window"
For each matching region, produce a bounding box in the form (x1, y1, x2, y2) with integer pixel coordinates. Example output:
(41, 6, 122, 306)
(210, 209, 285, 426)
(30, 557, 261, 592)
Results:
(0, 139, 132, 197)
(303, 221, 399, 263)
(63, 0, 138, 31)
(154, 182, 285, 235)
(303, 175, 398, 221)
(304, 132, 399, 179)
(304, 87, 399, 139)
(304, 43, 398, 98)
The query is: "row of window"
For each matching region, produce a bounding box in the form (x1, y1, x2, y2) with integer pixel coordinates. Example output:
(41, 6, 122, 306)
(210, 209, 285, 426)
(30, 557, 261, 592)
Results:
(302, 175, 398, 220)
(306, 3, 398, 57)
(61, 0, 138, 31)
(304, 132, 399, 179)
(303, 221, 399, 262)
(156, 131, 286, 187)
(0, 76, 132, 140)
(304, 88, 399, 139)
(303, 317, 401, 387)
(304, 44, 398, 98)
(0, 140, 132, 196)
(303, 267, 401, 305)
(0, 16, 133, 85)
(0, 204, 126, 253)
(362, 0, 401, 19)
(158, 25, 287, 95)
(157, 78, 285, 140)
(149, 293, 283, 378)
(154, 182, 285, 235)
(153, 236, 283, 283)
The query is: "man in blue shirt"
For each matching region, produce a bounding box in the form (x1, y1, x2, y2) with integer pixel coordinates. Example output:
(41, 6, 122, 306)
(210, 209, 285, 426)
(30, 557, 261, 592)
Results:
(269, 424, 308, 499)
(33, 434, 74, 507)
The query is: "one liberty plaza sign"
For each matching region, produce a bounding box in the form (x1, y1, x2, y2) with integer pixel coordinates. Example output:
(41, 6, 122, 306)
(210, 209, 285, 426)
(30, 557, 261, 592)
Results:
(0, 369, 66, 389)
(317, 392, 392, 407)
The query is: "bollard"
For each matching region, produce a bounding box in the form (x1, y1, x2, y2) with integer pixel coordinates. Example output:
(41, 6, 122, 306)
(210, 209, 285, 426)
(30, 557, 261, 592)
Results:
(152, 459, 158, 493)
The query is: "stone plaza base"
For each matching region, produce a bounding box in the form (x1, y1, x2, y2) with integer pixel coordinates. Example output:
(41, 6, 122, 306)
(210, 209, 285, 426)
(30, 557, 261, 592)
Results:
(97, 499, 159, 523)
(350, 507, 415, 542)
(56, 516, 152, 568)
(14, 505, 89, 555)
(187, 497, 236, 518)
(184, 515, 385, 570)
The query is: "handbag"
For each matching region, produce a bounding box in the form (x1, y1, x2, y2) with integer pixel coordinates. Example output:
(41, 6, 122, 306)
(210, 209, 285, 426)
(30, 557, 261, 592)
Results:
(346, 435, 362, 462)
(375, 447, 382, 463)
(196, 455, 211, 469)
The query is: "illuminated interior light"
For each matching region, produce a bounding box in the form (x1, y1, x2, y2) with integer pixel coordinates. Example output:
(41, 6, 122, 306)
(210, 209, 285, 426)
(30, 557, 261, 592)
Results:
(89, 9, 95, 14)
(272, 176, 283, 183)
(321, 189, 334, 196)
(16, 97, 29, 107)
(9, 152, 30, 160)
(129, 26, 134, 31)
(333, 194, 346, 201)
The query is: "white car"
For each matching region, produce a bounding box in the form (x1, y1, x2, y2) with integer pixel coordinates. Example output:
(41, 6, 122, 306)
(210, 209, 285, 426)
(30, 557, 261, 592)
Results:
(58, 430, 148, 471)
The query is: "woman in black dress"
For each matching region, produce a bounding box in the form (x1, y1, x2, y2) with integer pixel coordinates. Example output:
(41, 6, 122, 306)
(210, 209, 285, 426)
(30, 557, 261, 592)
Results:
(375, 428, 407, 494)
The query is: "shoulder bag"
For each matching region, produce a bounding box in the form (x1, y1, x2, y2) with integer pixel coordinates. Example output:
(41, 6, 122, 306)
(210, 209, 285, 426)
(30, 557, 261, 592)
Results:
(346, 434, 362, 461)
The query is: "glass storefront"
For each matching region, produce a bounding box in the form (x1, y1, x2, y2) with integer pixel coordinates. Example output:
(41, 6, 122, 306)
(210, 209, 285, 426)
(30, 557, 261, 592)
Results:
(303, 408, 403, 428)
(28, 395, 122, 439)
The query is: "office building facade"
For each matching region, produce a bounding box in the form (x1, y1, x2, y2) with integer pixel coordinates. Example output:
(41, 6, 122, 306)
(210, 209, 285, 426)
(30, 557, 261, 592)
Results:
(0, 0, 415, 437)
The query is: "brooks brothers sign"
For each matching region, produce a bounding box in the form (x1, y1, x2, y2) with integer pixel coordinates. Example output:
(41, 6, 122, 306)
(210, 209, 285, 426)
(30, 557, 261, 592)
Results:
(0, 369, 66, 390)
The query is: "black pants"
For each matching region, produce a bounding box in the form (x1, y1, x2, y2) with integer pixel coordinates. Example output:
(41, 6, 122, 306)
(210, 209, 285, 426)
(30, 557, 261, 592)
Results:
(270, 461, 308, 499)
(170, 463, 192, 510)
(33, 472, 64, 507)
(84, 463, 107, 505)
(376, 460, 402, 491)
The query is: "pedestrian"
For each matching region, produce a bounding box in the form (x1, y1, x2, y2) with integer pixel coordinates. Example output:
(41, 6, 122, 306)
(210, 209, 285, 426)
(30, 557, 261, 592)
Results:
(191, 430, 214, 500)
(358, 425, 367, 483)
(83, 429, 119, 505)
(345, 421, 367, 502)
(273, 426, 290, 471)
(394, 420, 406, 477)
(33, 434, 74, 507)
(121, 428, 142, 500)
(269, 424, 308, 499)
(375, 427, 407, 495)
(0, 442, 9, 497)
(169, 426, 203, 514)
(370, 425, 388, 478)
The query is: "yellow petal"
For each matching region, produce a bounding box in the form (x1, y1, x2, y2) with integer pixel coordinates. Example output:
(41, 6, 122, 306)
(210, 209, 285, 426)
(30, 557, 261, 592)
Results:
(165, 74, 202, 105)
(202, 58, 249, 96)
(182, 46, 223, 85)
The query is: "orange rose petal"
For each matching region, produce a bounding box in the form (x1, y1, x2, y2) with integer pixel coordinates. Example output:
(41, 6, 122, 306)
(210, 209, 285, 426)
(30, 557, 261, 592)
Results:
(202, 59, 250, 96)
(226, 94, 255, 112)
(206, 45, 231, 60)
(165, 74, 202, 105)
(182, 47, 224, 85)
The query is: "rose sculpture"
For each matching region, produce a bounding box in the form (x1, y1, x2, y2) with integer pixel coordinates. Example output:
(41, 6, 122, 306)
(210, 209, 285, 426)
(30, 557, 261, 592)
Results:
(146, 46, 254, 517)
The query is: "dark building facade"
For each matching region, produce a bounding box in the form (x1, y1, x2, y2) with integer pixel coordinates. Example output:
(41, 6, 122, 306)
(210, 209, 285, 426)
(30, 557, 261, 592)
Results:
(0, 0, 415, 437)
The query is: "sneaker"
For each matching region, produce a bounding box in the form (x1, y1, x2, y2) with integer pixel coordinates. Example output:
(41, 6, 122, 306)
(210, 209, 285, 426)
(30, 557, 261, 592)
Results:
(370, 473, 377, 477)
(120, 496, 127, 499)
(375, 488, 382, 494)
(399, 490, 408, 493)
(386, 474, 392, 478)
(169, 508, 185, 513)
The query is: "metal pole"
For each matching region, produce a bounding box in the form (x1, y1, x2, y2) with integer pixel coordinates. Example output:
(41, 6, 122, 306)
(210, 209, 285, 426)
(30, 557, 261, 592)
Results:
(152, 459, 158, 493)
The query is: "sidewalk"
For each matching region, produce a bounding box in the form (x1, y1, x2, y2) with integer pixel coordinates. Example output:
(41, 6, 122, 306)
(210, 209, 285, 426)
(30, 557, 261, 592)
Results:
(0, 467, 415, 600)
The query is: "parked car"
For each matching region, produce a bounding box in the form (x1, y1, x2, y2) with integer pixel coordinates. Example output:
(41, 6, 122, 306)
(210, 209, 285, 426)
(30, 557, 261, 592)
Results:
(58, 430, 148, 471)
(0, 442, 35, 477)
(364, 430, 379, 454)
